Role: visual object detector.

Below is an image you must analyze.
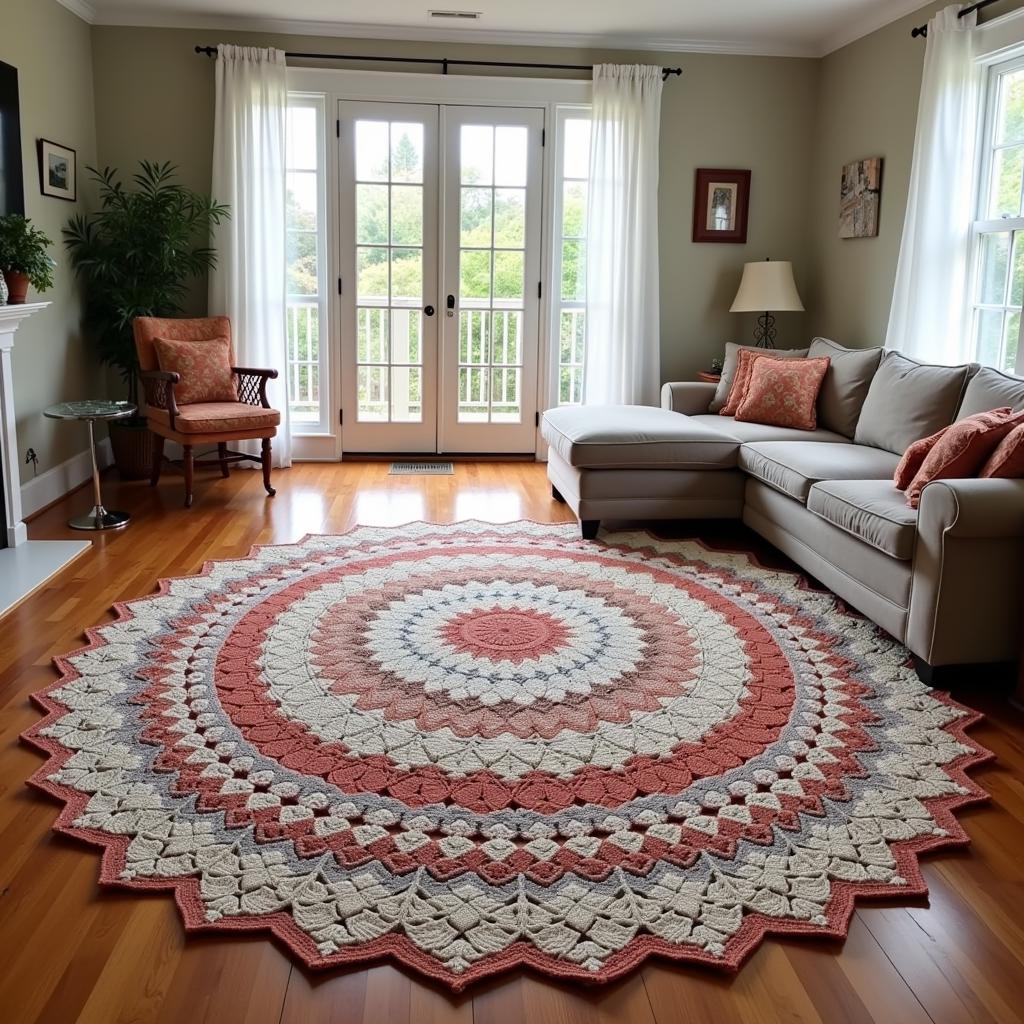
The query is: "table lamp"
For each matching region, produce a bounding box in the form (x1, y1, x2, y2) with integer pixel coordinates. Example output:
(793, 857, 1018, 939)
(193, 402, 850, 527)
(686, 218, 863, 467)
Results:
(730, 259, 804, 348)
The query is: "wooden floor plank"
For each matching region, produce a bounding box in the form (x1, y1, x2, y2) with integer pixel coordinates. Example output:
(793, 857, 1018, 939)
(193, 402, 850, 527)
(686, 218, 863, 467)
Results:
(0, 462, 1020, 1023)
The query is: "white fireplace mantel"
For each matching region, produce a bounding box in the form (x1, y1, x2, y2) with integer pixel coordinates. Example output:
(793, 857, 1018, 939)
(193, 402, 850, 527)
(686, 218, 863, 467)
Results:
(1, 301, 50, 546)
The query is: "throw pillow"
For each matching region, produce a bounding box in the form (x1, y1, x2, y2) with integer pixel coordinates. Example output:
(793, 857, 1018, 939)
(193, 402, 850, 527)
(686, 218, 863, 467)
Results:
(719, 349, 786, 416)
(980, 422, 1024, 478)
(893, 426, 949, 490)
(854, 351, 972, 455)
(807, 337, 884, 438)
(734, 356, 831, 431)
(153, 336, 238, 407)
(905, 407, 1024, 508)
(708, 342, 809, 413)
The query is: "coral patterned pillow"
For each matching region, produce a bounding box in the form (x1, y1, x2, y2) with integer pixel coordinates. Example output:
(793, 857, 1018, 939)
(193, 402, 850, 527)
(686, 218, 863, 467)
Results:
(893, 426, 949, 490)
(980, 422, 1024, 478)
(905, 407, 1024, 508)
(153, 336, 238, 407)
(720, 349, 786, 417)
(734, 356, 831, 431)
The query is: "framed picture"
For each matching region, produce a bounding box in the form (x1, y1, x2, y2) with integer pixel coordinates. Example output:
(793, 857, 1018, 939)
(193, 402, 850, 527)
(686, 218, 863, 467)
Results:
(38, 138, 76, 201)
(693, 168, 751, 243)
(839, 157, 882, 239)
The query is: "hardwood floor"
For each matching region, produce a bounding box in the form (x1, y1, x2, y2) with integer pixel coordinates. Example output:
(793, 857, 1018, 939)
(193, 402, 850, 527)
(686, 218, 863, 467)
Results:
(1, 461, 1022, 1024)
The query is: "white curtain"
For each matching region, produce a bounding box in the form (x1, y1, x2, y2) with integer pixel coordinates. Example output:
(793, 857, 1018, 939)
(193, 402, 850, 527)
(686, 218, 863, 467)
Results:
(885, 5, 982, 365)
(583, 64, 664, 406)
(209, 44, 291, 467)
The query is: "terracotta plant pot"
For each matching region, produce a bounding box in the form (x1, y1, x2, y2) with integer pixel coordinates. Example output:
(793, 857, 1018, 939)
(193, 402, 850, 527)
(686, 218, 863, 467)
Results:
(2, 270, 29, 304)
(108, 416, 152, 480)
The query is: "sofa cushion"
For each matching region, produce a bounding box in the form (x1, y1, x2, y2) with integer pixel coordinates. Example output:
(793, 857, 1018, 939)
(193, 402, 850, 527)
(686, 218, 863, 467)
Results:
(808, 338, 884, 438)
(957, 365, 1024, 418)
(807, 480, 919, 560)
(691, 414, 851, 445)
(739, 441, 901, 503)
(854, 351, 971, 455)
(148, 402, 281, 434)
(541, 405, 739, 470)
(708, 342, 808, 413)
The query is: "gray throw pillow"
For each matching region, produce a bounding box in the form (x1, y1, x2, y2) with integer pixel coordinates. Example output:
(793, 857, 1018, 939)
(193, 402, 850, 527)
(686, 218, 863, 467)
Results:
(808, 337, 883, 438)
(956, 365, 1024, 418)
(709, 342, 809, 413)
(854, 351, 971, 455)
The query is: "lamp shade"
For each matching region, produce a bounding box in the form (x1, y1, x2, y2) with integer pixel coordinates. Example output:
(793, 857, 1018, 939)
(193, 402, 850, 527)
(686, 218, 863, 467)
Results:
(730, 260, 805, 313)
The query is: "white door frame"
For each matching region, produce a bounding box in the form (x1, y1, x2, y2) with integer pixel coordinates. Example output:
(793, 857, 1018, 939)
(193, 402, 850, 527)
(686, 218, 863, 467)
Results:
(285, 68, 590, 462)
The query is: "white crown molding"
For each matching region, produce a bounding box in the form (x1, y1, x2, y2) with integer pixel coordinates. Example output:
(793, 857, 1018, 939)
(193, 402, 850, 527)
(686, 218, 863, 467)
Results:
(87, 8, 818, 59)
(818, 0, 931, 57)
(54, 0, 98, 24)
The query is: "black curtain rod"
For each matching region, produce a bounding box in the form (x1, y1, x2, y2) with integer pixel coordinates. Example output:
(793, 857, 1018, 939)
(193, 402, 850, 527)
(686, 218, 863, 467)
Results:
(912, 0, 1000, 38)
(194, 45, 682, 80)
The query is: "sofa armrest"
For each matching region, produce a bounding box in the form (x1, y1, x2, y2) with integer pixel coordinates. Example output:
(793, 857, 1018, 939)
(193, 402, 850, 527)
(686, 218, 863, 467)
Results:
(661, 381, 716, 415)
(918, 477, 1024, 539)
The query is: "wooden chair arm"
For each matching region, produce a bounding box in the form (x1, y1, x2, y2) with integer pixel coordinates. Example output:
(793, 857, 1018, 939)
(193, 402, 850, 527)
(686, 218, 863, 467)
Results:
(233, 366, 278, 409)
(141, 369, 180, 428)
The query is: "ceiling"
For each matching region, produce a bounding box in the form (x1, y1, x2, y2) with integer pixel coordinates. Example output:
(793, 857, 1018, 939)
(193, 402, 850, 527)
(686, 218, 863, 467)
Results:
(58, 0, 932, 58)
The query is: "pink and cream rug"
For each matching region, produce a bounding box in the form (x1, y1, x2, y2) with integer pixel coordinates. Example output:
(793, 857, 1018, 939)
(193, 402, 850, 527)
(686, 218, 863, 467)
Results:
(24, 522, 990, 989)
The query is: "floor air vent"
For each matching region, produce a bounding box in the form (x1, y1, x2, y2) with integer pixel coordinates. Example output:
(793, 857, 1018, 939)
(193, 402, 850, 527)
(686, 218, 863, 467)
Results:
(389, 461, 455, 475)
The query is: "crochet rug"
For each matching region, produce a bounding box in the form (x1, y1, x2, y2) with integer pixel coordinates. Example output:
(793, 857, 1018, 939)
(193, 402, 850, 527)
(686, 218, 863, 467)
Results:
(24, 521, 991, 990)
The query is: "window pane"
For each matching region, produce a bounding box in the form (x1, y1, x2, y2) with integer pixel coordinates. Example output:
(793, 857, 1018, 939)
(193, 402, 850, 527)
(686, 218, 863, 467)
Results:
(493, 250, 524, 303)
(287, 172, 317, 229)
(287, 303, 320, 422)
(490, 367, 521, 422)
(461, 125, 493, 185)
(976, 308, 1004, 367)
(287, 232, 317, 295)
(492, 311, 520, 365)
(460, 249, 491, 302)
(391, 366, 422, 422)
(461, 187, 492, 247)
(563, 119, 591, 179)
(390, 123, 423, 183)
(391, 185, 423, 245)
(562, 181, 587, 238)
(494, 188, 525, 247)
(357, 366, 389, 421)
(287, 105, 317, 170)
(1011, 232, 1024, 307)
(458, 367, 489, 422)
(356, 184, 388, 244)
(997, 70, 1024, 145)
(459, 310, 489, 364)
(979, 232, 1011, 305)
(357, 308, 389, 363)
(355, 121, 389, 181)
(1003, 310, 1020, 373)
(494, 126, 527, 186)
(561, 240, 586, 301)
(357, 247, 389, 303)
(988, 146, 1024, 218)
(391, 309, 422, 364)
(560, 309, 586, 366)
(390, 248, 422, 304)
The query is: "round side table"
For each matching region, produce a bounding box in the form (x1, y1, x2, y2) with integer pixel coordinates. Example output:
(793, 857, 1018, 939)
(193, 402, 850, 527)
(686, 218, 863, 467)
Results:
(44, 400, 136, 531)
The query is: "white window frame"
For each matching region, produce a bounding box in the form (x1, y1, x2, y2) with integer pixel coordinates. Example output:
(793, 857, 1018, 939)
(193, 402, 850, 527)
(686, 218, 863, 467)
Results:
(286, 92, 331, 441)
(546, 105, 591, 409)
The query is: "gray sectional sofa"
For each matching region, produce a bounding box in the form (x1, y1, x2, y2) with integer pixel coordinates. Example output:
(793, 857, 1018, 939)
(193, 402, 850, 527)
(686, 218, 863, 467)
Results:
(541, 341, 1024, 673)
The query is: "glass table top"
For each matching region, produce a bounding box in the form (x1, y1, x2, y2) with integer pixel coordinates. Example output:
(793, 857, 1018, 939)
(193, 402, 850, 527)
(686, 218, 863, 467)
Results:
(44, 400, 137, 421)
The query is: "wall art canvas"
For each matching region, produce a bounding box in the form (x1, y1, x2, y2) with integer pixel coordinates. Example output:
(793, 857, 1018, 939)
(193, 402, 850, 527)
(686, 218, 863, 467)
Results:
(839, 157, 882, 239)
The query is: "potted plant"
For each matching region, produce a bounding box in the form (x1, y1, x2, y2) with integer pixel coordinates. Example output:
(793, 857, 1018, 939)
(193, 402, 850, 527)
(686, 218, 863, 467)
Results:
(0, 215, 56, 303)
(63, 161, 229, 478)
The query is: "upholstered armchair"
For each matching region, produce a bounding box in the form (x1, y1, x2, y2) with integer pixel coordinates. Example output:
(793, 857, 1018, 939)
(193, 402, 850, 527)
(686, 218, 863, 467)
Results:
(133, 316, 281, 508)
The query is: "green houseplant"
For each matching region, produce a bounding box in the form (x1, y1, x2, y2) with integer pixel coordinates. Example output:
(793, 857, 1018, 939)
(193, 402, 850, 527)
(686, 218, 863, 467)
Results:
(0, 215, 56, 304)
(64, 161, 229, 477)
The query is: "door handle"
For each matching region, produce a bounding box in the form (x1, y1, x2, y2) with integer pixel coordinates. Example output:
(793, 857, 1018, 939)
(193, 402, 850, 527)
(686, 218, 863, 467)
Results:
(446, 294, 455, 318)
(424, 305, 435, 317)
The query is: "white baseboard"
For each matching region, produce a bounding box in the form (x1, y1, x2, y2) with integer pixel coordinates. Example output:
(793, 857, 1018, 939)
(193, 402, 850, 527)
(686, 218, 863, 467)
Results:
(21, 438, 113, 518)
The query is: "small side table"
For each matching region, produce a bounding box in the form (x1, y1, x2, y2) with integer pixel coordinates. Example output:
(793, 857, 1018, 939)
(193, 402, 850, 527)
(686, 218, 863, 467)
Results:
(44, 400, 136, 531)
(697, 371, 722, 384)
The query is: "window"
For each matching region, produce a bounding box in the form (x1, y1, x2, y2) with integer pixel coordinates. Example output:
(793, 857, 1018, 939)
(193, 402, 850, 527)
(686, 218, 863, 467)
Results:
(971, 57, 1024, 375)
(551, 110, 590, 405)
(286, 93, 329, 432)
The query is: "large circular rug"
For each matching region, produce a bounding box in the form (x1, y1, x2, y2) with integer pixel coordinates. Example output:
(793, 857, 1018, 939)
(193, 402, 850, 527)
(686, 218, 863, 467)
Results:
(24, 521, 990, 989)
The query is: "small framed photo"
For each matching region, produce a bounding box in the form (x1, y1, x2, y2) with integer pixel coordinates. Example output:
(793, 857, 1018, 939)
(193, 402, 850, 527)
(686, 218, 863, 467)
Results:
(693, 168, 751, 244)
(38, 138, 76, 201)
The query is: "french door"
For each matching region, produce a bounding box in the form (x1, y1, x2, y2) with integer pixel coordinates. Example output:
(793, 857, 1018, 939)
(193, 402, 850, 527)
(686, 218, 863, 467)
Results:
(338, 101, 543, 453)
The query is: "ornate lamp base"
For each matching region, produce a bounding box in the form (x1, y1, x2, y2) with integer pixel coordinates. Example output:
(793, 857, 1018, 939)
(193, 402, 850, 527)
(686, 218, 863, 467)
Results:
(754, 311, 777, 349)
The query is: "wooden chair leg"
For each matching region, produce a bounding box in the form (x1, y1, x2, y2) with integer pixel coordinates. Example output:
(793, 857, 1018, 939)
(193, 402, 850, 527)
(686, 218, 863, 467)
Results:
(261, 438, 276, 497)
(183, 445, 194, 508)
(149, 434, 165, 486)
(218, 442, 230, 478)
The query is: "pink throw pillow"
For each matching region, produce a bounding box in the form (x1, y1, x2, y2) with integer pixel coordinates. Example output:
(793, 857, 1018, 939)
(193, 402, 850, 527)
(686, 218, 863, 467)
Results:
(153, 335, 238, 406)
(905, 407, 1024, 508)
(980, 422, 1024, 478)
(720, 349, 786, 417)
(734, 356, 831, 431)
(893, 426, 949, 490)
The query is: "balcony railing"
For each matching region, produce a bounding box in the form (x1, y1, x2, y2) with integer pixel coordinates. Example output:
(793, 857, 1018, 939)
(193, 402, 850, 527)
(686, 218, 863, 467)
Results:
(286, 300, 321, 424)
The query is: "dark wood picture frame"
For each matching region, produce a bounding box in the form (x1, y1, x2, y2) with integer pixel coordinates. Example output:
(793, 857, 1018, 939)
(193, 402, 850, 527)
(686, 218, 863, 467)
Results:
(37, 137, 76, 202)
(692, 168, 751, 244)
